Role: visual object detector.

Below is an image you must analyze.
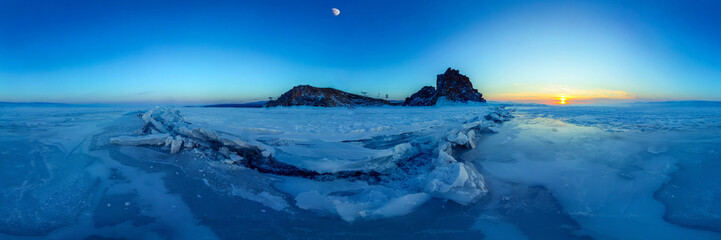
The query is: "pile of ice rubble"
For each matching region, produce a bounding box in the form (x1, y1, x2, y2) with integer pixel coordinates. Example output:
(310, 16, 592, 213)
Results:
(110, 106, 513, 222)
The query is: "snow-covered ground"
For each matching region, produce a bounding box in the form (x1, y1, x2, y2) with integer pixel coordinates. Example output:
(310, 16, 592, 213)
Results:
(0, 103, 719, 239)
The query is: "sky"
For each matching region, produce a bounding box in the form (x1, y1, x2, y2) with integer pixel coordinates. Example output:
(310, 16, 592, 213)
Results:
(1, 0, 720, 104)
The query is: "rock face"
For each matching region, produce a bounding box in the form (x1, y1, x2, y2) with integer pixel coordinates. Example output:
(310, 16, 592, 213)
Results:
(404, 68, 486, 106)
(436, 68, 485, 103)
(403, 86, 437, 107)
(264, 85, 393, 107)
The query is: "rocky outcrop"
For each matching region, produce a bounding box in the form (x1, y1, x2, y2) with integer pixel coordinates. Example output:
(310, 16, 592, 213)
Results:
(264, 68, 485, 107)
(403, 86, 437, 106)
(264, 85, 393, 107)
(436, 68, 485, 103)
(404, 68, 486, 106)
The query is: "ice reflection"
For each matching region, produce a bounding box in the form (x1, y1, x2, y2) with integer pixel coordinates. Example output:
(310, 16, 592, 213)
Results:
(466, 106, 721, 239)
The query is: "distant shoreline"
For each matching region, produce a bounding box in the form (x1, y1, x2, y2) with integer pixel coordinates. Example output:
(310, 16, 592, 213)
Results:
(2, 100, 720, 108)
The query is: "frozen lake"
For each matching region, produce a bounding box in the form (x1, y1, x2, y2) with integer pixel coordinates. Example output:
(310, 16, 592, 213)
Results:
(0, 103, 719, 239)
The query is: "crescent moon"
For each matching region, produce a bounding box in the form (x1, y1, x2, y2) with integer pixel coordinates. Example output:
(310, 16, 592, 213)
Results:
(332, 8, 340, 16)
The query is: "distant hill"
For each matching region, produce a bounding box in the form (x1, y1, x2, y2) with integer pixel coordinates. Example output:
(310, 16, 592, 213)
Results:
(264, 85, 394, 107)
(203, 101, 267, 108)
(486, 101, 548, 107)
(0, 102, 72, 107)
(629, 101, 721, 107)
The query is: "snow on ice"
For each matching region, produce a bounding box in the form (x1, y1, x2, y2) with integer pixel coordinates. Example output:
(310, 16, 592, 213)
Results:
(2, 103, 720, 240)
(107, 106, 512, 222)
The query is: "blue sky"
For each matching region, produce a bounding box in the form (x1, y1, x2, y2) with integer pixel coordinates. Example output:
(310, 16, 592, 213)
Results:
(1, 0, 720, 104)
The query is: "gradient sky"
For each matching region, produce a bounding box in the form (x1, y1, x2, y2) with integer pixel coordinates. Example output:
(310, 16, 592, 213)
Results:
(1, 0, 720, 104)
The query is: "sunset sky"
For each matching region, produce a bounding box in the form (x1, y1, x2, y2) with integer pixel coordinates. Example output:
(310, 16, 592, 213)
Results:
(1, 0, 720, 104)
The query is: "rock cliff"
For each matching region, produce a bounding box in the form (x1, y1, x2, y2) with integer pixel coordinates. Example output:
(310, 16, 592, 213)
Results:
(404, 68, 486, 106)
(264, 85, 393, 107)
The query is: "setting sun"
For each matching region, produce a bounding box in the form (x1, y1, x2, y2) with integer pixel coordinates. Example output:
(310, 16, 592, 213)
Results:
(559, 96, 567, 104)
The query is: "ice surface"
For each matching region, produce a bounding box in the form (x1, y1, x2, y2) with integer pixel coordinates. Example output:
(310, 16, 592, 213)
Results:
(1, 103, 720, 239)
(515, 103, 721, 132)
(466, 104, 721, 239)
(0, 107, 126, 236)
(104, 106, 510, 222)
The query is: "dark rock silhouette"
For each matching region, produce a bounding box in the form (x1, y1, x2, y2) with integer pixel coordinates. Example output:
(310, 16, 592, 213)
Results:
(436, 68, 485, 103)
(403, 86, 437, 106)
(265, 68, 485, 107)
(404, 68, 486, 106)
(264, 85, 393, 107)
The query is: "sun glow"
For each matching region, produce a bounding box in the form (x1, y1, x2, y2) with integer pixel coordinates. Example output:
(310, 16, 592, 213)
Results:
(491, 85, 635, 105)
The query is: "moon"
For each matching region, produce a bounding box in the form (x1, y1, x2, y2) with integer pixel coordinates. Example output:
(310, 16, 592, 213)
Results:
(332, 8, 340, 16)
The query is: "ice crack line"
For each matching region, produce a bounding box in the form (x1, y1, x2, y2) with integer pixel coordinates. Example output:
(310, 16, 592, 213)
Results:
(109, 106, 513, 219)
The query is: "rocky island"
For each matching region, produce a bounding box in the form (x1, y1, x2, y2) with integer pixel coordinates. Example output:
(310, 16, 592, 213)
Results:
(404, 68, 486, 106)
(264, 85, 393, 107)
(264, 68, 486, 107)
